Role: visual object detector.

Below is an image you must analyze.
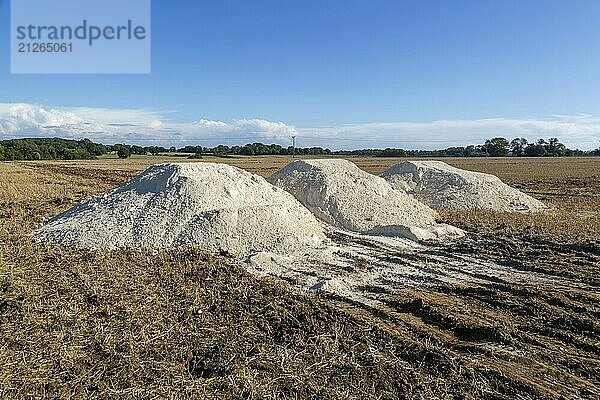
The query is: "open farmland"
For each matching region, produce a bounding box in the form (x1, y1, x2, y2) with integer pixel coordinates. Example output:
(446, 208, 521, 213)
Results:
(1, 156, 599, 399)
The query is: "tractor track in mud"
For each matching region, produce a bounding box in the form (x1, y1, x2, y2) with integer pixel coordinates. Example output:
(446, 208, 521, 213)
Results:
(317, 230, 600, 399)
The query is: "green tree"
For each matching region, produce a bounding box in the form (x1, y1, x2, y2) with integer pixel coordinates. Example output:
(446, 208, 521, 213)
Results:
(115, 145, 131, 159)
(131, 145, 146, 155)
(380, 148, 407, 157)
(510, 138, 528, 156)
(0, 138, 106, 160)
(213, 145, 229, 155)
(485, 137, 510, 156)
(547, 138, 566, 156)
(240, 145, 255, 155)
(524, 143, 547, 157)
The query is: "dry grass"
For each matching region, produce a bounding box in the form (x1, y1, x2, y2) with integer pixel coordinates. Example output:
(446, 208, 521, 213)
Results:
(435, 159, 600, 242)
(1, 158, 599, 399)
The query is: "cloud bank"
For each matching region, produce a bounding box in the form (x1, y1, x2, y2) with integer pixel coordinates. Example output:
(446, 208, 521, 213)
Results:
(0, 103, 297, 146)
(0, 103, 599, 150)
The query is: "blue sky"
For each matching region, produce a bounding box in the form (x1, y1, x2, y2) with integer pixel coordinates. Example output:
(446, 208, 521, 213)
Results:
(1, 0, 600, 149)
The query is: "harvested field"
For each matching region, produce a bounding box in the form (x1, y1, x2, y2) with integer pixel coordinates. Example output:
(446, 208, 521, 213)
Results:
(1, 157, 599, 399)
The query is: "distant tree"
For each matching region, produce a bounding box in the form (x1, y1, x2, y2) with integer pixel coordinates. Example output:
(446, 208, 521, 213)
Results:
(178, 145, 204, 154)
(240, 145, 255, 155)
(0, 138, 107, 160)
(117, 148, 130, 159)
(212, 145, 230, 155)
(114, 145, 131, 159)
(169, 146, 176, 153)
(130, 145, 146, 155)
(547, 137, 567, 156)
(510, 138, 528, 156)
(80, 138, 106, 156)
(380, 148, 407, 157)
(594, 148, 600, 156)
(524, 143, 547, 157)
(485, 137, 510, 156)
(443, 147, 465, 157)
(462, 145, 475, 157)
(145, 146, 166, 155)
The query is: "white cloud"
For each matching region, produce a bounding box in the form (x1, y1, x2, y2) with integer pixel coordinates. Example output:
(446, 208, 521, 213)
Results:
(0, 102, 599, 150)
(230, 119, 298, 138)
(0, 103, 299, 146)
(299, 118, 600, 150)
(192, 119, 228, 128)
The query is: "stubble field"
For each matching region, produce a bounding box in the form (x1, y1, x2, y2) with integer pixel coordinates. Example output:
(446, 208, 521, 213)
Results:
(0, 156, 598, 399)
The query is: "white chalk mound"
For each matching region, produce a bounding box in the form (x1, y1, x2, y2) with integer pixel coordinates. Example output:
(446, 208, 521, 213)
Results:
(36, 163, 325, 256)
(381, 161, 546, 213)
(268, 159, 464, 242)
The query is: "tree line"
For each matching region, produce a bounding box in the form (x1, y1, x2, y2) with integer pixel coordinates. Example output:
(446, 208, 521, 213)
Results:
(178, 143, 332, 157)
(335, 137, 599, 157)
(0, 137, 598, 161)
(0, 138, 105, 160)
(0, 138, 332, 160)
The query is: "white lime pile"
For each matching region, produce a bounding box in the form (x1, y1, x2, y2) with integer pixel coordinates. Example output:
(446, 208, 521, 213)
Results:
(268, 159, 464, 242)
(35, 163, 325, 256)
(381, 161, 547, 213)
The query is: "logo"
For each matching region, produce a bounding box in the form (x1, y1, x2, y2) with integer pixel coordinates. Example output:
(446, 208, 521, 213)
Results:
(11, 0, 151, 74)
